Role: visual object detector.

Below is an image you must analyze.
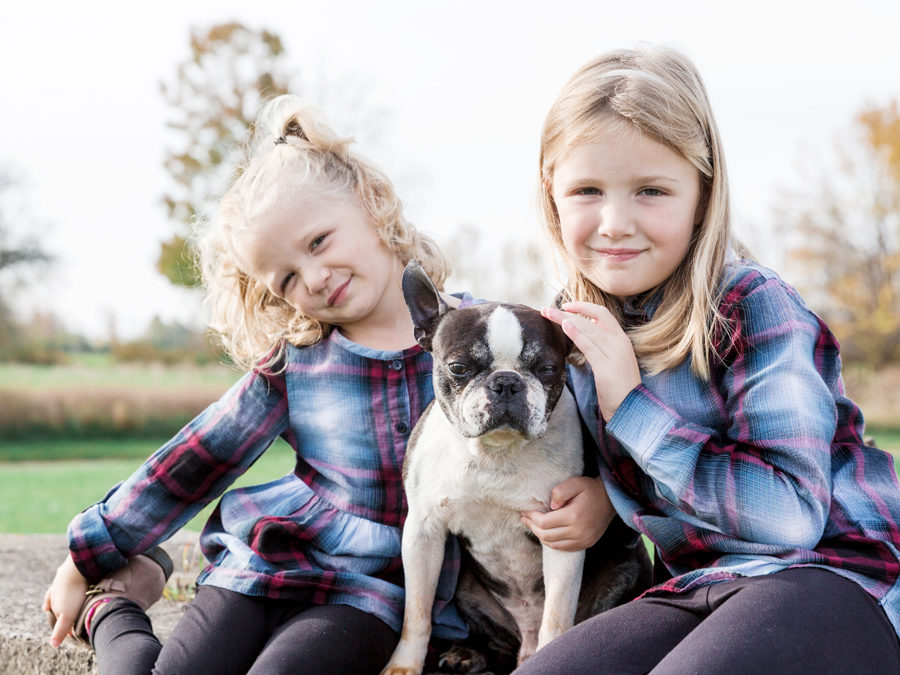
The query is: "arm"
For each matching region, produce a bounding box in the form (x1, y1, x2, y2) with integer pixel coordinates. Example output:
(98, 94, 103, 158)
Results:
(67, 365, 290, 584)
(543, 275, 835, 550)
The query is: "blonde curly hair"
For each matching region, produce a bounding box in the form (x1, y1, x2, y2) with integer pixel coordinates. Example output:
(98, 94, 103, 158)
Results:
(197, 95, 449, 372)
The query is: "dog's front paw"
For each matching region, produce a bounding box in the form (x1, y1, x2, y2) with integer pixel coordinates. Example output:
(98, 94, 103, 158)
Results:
(380, 666, 421, 675)
(438, 645, 491, 673)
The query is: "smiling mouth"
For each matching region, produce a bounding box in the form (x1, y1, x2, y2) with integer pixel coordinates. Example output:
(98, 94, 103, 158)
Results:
(328, 280, 350, 306)
(596, 249, 643, 261)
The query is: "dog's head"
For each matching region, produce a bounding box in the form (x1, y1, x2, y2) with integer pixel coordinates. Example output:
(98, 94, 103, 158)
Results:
(403, 261, 572, 447)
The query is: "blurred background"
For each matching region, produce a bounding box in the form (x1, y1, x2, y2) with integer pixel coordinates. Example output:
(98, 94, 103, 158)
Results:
(1, 0, 898, 533)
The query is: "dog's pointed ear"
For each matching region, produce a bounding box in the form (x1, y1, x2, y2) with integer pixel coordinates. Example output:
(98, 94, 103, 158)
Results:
(402, 260, 449, 352)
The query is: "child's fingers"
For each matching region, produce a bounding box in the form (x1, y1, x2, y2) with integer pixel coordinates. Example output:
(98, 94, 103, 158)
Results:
(549, 476, 591, 510)
(559, 315, 611, 365)
(543, 302, 641, 419)
(521, 513, 591, 552)
(542, 305, 621, 360)
(522, 508, 569, 531)
(49, 611, 73, 647)
(521, 512, 568, 541)
(544, 302, 621, 331)
(560, 301, 618, 325)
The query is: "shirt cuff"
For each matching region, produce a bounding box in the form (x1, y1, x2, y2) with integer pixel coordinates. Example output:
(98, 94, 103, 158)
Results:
(67, 504, 130, 583)
(606, 384, 679, 469)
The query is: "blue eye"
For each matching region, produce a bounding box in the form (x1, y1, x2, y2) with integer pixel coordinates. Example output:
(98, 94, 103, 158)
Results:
(640, 187, 664, 197)
(310, 234, 327, 251)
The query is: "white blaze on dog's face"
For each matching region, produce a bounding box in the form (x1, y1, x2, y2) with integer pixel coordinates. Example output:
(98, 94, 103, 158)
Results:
(430, 303, 570, 448)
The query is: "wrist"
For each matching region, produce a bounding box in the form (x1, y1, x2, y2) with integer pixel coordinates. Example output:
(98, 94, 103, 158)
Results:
(60, 553, 89, 589)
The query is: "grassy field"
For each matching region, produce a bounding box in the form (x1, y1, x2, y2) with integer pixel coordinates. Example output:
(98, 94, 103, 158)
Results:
(0, 353, 240, 390)
(869, 425, 900, 452)
(1, 357, 897, 534)
(3, 435, 900, 534)
(0, 438, 296, 533)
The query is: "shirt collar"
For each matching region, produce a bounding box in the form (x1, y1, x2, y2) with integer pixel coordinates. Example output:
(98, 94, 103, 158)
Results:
(621, 288, 664, 327)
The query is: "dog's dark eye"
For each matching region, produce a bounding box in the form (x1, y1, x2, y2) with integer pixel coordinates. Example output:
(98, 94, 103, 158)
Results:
(538, 364, 557, 376)
(448, 363, 469, 377)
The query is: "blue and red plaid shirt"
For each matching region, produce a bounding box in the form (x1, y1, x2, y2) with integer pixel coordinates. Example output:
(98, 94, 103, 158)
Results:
(68, 296, 474, 638)
(570, 259, 900, 635)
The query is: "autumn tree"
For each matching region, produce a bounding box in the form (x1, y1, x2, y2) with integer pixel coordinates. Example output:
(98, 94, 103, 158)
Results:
(158, 22, 291, 288)
(782, 101, 900, 367)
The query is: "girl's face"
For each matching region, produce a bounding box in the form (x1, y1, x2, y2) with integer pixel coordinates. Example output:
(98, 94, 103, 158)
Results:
(239, 191, 404, 342)
(550, 125, 702, 301)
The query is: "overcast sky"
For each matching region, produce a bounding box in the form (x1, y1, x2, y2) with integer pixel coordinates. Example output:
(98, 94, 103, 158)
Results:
(2, 0, 899, 340)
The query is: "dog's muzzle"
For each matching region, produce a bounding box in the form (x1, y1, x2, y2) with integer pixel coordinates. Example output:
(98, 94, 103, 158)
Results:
(486, 372, 525, 402)
(480, 371, 533, 436)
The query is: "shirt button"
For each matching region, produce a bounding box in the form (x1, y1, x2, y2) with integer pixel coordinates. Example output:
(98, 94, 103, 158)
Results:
(389, 360, 403, 370)
(395, 422, 409, 434)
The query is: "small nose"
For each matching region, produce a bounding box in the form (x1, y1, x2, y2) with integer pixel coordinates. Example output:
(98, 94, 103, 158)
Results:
(597, 199, 635, 238)
(302, 265, 330, 294)
(486, 372, 524, 400)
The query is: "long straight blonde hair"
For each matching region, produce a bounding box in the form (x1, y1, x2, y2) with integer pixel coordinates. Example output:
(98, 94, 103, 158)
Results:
(539, 46, 745, 379)
(198, 95, 449, 372)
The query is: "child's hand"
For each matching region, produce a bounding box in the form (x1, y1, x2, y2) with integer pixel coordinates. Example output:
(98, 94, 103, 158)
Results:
(542, 303, 641, 421)
(42, 553, 89, 647)
(521, 476, 616, 551)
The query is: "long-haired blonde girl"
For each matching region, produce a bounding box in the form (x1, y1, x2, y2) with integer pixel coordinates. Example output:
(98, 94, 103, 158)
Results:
(517, 45, 900, 673)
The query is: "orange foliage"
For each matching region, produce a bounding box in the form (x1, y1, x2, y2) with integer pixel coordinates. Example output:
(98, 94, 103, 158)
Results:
(786, 101, 900, 366)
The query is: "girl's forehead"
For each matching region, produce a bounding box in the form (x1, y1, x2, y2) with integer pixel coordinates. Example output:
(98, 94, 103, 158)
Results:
(554, 122, 695, 177)
(548, 116, 632, 169)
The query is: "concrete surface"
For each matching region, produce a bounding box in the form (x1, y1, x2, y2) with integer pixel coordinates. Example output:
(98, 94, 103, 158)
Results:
(0, 532, 200, 675)
(0, 533, 471, 674)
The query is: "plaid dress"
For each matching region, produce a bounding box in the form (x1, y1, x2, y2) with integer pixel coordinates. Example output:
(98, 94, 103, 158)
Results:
(68, 298, 474, 638)
(569, 260, 900, 635)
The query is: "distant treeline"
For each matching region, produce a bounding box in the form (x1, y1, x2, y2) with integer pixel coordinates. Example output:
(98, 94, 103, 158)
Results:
(0, 313, 224, 367)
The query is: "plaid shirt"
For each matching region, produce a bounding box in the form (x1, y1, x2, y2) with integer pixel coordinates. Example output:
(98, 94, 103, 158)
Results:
(569, 260, 900, 635)
(68, 296, 474, 638)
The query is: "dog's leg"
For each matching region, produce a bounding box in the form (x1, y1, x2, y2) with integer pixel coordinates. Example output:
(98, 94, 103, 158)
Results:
(534, 547, 585, 657)
(381, 508, 447, 675)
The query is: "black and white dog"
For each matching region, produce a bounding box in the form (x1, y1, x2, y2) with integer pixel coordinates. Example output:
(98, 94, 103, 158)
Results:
(381, 262, 651, 675)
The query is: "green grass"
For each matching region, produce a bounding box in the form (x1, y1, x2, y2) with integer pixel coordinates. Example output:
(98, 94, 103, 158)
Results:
(0, 439, 296, 534)
(2, 421, 898, 534)
(0, 356, 240, 391)
(868, 425, 900, 453)
(0, 438, 182, 462)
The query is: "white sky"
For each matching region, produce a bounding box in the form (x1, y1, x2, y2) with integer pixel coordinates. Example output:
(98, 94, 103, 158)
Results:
(2, 0, 899, 340)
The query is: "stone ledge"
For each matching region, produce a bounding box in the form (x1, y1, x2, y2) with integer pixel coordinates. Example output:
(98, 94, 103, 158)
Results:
(0, 532, 200, 675)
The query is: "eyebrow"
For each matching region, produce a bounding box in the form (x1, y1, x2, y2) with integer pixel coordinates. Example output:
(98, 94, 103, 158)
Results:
(633, 174, 680, 184)
(560, 171, 680, 184)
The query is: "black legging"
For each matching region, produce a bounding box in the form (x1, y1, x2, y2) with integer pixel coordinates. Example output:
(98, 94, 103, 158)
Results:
(513, 567, 900, 674)
(89, 585, 399, 675)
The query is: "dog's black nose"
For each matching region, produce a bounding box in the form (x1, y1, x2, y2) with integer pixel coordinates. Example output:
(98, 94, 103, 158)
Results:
(486, 372, 524, 400)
